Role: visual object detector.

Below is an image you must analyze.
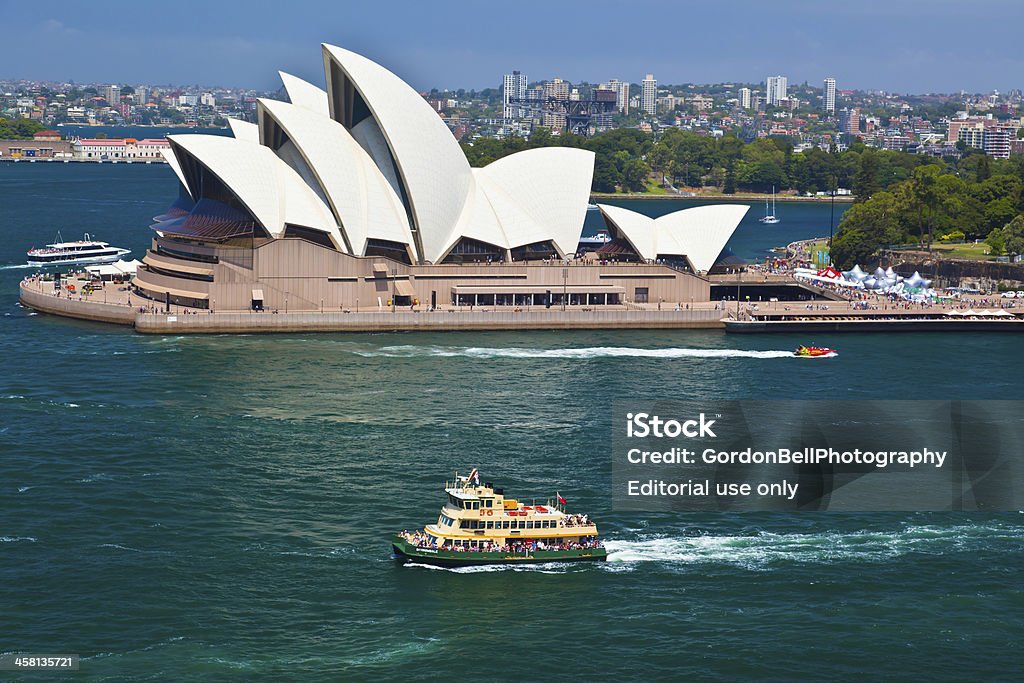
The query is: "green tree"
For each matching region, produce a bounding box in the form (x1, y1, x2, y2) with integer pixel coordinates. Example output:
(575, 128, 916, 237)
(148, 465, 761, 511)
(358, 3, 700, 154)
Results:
(830, 190, 908, 268)
(723, 163, 736, 194)
(987, 214, 1024, 257)
(853, 148, 882, 202)
(621, 159, 651, 192)
(975, 155, 991, 182)
(592, 156, 620, 193)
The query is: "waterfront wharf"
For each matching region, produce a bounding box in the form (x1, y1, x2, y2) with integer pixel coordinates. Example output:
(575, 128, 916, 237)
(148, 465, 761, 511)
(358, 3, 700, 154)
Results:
(21, 272, 1023, 335)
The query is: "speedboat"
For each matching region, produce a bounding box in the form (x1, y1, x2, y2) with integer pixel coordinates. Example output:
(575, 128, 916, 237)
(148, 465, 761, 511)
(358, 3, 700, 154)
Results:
(794, 345, 836, 357)
(27, 232, 131, 266)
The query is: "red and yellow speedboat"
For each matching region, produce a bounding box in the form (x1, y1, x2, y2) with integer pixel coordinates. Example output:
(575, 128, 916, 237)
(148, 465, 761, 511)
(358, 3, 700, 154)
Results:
(794, 345, 836, 357)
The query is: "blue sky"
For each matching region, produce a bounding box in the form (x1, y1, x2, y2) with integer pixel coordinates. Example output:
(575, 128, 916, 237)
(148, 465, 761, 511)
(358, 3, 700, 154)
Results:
(3, 1, 1022, 93)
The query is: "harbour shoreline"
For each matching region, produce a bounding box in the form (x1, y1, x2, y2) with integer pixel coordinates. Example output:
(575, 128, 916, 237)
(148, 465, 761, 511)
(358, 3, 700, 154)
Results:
(592, 192, 855, 203)
(21, 277, 1024, 334)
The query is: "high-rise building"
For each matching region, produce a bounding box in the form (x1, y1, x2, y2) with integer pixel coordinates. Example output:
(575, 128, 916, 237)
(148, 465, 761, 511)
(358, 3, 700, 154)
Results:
(824, 77, 836, 114)
(502, 70, 528, 119)
(642, 74, 657, 115)
(104, 85, 121, 106)
(606, 79, 630, 114)
(739, 87, 751, 109)
(766, 76, 787, 106)
(983, 126, 1013, 159)
(839, 107, 861, 135)
(543, 78, 570, 101)
(135, 86, 149, 106)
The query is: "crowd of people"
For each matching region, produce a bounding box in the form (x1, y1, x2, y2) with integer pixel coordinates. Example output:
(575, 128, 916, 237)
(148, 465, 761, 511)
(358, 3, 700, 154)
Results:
(559, 514, 592, 527)
(398, 525, 603, 554)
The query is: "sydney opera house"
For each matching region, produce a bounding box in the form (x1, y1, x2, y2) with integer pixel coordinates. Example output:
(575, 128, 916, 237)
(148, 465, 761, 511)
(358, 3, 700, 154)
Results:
(133, 44, 748, 312)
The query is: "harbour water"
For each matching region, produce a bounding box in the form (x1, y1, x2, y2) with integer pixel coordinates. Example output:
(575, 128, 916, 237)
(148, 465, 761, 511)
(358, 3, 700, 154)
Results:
(1, 164, 1021, 680)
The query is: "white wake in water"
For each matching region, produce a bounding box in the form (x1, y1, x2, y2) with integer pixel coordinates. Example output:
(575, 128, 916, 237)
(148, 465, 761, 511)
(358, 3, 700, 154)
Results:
(0, 263, 38, 270)
(604, 524, 1020, 570)
(356, 345, 795, 360)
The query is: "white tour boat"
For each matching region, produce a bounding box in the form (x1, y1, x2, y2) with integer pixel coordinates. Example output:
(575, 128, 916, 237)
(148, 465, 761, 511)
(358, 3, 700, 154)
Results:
(27, 232, 131, 266)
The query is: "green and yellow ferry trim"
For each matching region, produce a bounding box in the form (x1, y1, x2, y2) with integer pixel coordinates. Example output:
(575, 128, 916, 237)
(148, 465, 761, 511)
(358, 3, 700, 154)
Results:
(392, 469, 607, 567)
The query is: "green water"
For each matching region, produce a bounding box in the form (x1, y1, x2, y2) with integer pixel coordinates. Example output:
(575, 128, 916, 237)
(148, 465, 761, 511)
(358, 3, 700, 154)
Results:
(0, 164, 1021, 681)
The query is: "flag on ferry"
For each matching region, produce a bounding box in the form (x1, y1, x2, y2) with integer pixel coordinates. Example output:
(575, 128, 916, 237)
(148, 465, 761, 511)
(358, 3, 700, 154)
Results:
(468, 468, 479, 484)
(557, 492, 567, 505)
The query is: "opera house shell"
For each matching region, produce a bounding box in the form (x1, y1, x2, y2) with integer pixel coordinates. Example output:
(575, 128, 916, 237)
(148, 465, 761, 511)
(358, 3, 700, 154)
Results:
(134, 44, 748, 312)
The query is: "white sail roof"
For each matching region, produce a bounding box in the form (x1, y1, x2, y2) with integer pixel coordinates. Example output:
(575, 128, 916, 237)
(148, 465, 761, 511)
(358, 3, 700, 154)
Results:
(167, 134, 343, 250)
(476, 147, 594, 256)
(160, 147, 191, 199)
(278, 71, 329, 116)
(154, 45, 599, 267)
(257, 98, 414, 256)
(227, 118, 260, 143)
(597, 203, 749, 273)
(322, 44, 473, 263)
(654, 204, 750, 273)
(597, 204, 657, 259)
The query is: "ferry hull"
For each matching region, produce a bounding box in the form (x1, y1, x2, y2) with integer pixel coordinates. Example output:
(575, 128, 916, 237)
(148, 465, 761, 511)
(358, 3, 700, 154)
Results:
(391, 536, 607, 567)
(27, 253, 128, 267)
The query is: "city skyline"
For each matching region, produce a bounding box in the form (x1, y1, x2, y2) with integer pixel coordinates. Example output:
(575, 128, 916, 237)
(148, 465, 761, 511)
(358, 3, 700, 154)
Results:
(2, 1, 1023, 93)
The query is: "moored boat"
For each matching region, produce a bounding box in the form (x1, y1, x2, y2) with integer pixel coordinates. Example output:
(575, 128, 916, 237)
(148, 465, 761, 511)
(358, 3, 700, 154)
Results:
(392, 469, 606, 567)
(759, 186, 780, 224)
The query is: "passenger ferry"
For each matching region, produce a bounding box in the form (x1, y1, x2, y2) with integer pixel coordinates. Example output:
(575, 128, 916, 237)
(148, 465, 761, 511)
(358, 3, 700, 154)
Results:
(392, 469, 606, 567)
(27, 232, 131, 266)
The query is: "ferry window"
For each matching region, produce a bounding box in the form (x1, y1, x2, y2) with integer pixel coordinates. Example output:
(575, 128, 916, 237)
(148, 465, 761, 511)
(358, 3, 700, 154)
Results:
(472, 501, 480, 510)
(486, 522, 493, 529)
(518, 521, 525, 529)
(527, 521, 534, 529)
(502, 521, 510, 529)
(485, 499, 492, 507)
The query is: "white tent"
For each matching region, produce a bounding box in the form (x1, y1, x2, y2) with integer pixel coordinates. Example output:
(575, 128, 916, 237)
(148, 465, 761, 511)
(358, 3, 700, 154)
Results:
(85, 259, 140, 280)
(905, 271, 930, 289)
(846, 265, 868, 281)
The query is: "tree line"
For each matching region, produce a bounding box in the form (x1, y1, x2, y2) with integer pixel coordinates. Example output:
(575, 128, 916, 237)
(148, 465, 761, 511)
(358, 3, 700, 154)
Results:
(0, 117, 46, 139)
(831, 153, 1024, 268)
(461, 127, 943, 196)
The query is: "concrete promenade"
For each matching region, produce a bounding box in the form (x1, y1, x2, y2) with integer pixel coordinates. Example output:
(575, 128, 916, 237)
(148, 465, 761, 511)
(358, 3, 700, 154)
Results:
(22, 272, 1024, 335)
(19, 276, 726, 333)
(134, 308, 725, 334)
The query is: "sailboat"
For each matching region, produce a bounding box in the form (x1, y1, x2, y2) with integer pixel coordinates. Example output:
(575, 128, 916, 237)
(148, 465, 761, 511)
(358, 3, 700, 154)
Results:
(759, 186, 780, 224)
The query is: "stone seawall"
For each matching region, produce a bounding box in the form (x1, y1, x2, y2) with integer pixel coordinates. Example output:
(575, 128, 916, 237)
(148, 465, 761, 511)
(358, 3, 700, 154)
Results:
(19, 283, 136, 325)
(135, 308, 726, 334)
(724, 318, 1024, 333)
